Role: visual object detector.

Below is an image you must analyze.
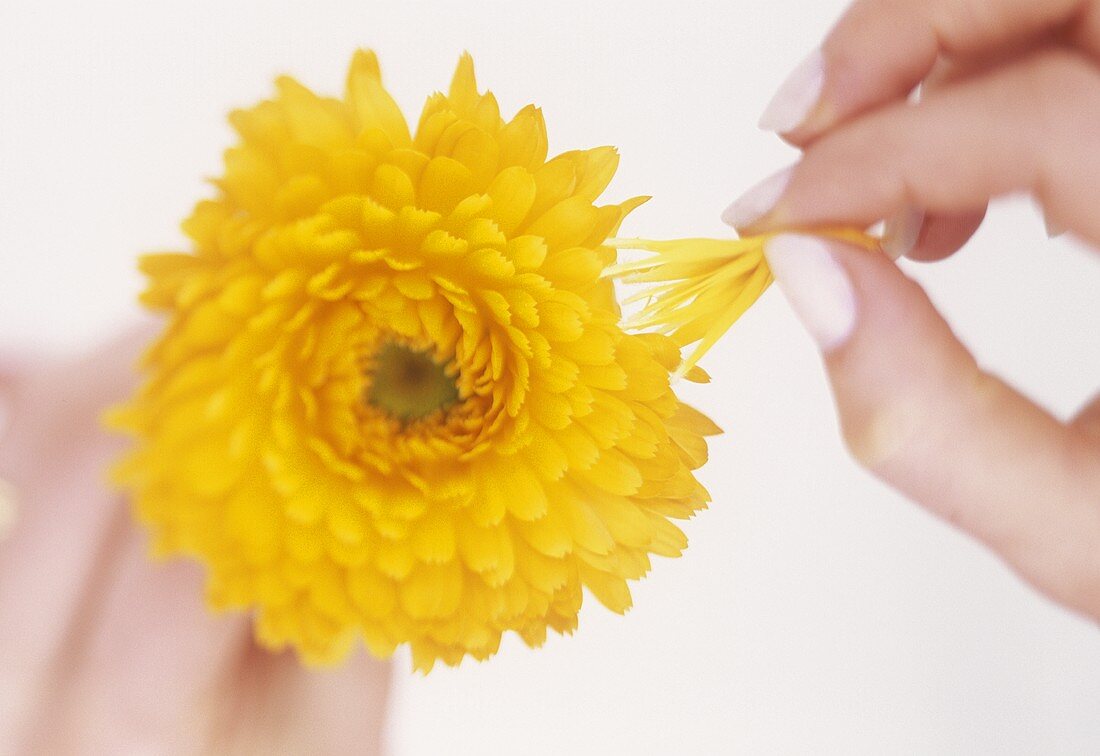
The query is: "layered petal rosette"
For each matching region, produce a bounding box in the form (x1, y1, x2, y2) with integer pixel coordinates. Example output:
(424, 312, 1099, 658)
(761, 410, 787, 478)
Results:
(111, 52, 720, 670)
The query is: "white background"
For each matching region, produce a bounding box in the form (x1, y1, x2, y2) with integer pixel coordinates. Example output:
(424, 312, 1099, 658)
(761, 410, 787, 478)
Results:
(3, 0, 1099, 753)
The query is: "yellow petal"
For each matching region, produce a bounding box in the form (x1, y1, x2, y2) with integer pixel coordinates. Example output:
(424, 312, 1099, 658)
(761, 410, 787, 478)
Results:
(275, 76, 354, 149)
(410, 509, 457, 563)
(400, 561, 463, 619)
(578, 563, 632, 614)
(345, 49, 411, 146)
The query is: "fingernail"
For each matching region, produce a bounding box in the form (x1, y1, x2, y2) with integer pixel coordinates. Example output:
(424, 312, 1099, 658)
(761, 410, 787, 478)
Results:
(721, 165, 793, 228)
(759, 49, 826, 133)
(764, 233, 857, 352)
(883, 207, 926, 260)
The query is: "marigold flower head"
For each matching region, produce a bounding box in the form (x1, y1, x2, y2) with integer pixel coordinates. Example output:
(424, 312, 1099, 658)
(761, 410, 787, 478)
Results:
(110, 51, 722, 671)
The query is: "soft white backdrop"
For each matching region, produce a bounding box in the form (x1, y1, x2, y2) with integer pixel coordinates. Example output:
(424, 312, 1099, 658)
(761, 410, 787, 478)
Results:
(2, 0, 1099, 753)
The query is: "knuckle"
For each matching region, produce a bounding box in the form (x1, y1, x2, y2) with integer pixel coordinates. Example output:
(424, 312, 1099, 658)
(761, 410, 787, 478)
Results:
(1042, 444, 1100, 617)
(838, 395, 928, 471)
(838, 350, 989, 475)
(1027, 50, 1100, 117)
(825, 0, 911, 62)
(931, 0, 1018, 52)
(1039, 48, 1097, 84)
(1039, 528, 1100, 620)
(1070, 396, 1100, 439)
(1019, 50, 1100, 184)
(1062, 572, 1100, 621)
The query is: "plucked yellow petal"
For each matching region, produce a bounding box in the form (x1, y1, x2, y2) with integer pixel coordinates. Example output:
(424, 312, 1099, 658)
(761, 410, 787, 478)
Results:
(606, 229, 881, 374)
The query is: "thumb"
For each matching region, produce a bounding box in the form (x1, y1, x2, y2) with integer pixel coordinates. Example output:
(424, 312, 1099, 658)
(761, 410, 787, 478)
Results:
(763, 233, 1100, 620)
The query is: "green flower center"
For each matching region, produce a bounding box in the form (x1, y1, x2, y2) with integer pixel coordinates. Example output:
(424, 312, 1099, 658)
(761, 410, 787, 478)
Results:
(365, 342, 459, 422)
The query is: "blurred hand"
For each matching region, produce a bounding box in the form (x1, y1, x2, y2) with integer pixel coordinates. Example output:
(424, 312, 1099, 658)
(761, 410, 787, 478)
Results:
(722, 0, 1100, 620)
(0, 330, 390, 755)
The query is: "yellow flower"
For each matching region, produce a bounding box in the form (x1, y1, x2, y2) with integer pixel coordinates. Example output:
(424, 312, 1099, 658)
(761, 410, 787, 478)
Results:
(607, 229, 881, 374)
(110, 51, 720, 671)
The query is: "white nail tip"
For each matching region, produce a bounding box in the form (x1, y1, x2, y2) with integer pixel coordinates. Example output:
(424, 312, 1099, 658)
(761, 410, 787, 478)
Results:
(883, 207, 925, 260)
(764, 234, 857, 352)
(721, 166, 793, 228)
(759, 49, 826, 133)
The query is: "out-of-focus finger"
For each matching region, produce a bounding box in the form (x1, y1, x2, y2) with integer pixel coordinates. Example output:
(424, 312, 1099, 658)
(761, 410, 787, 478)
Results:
(763, 232, 1100, 619)
(212, 646, 392, 755)
(1072, 393, 1100, 439)
(31, 524, 250, 754)
(0, 333, 145, 750)
(0, 425, 129, 753)
(726, 50, 1100, 248)
(760, 0, 1097, 139)
(877, 57, 996, 263)
(902, 208, 988, 262)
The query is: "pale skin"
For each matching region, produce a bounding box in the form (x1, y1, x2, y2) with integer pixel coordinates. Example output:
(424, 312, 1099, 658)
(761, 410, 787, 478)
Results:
(729, 0, 1100, 620)
(0, 331, 391, 755)
(4, 0, 1100, 750)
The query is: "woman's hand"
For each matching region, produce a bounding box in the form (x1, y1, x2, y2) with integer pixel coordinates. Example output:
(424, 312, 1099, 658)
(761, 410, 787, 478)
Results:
(0, 330, 391, 755)
(722, 0, 1100, 621)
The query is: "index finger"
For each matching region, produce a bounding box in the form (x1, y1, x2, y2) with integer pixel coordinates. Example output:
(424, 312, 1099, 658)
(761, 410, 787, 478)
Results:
(729, 50, 1100, 248)
(762, 0, 1095, 139)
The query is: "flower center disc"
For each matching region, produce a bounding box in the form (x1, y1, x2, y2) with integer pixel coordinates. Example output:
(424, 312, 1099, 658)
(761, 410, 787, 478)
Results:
(365, 342, 459, 423)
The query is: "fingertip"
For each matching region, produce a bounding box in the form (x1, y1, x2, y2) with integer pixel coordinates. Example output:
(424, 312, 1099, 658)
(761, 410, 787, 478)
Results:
(905, 209, 987, 262)
(763, 233, 860, 352)
(811, 238, 975, 468)
(721, 165, 795, 231)
(758, 48, 827, 136)
(762, 19, 931, 145)
(762, 208, 1100, 621)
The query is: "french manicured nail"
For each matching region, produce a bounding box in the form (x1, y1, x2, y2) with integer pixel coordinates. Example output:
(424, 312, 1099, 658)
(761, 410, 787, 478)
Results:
(764, 234, 857, 352)
(883, 207, 926, 260)
(721, 165, 793, 228)
(759, 49, 826, 133)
